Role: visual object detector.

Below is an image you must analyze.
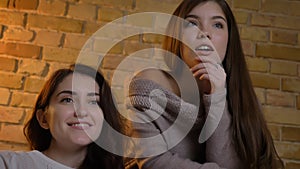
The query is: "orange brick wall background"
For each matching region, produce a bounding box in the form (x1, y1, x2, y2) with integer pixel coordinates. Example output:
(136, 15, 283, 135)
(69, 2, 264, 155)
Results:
(0, 0, 299, 168)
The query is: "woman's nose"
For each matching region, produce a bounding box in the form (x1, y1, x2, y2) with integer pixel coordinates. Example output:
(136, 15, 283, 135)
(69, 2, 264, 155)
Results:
(74, 104, 88, 118)
(197, 30, 211, 39)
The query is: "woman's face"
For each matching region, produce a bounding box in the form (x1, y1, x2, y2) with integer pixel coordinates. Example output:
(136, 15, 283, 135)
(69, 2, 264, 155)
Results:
(40, 73, 104, 148)
(181, 1, 228, 67)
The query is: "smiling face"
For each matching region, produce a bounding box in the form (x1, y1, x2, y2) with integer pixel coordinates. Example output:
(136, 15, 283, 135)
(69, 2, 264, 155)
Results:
(38, 73, 104, 149)
(181, 1, 228, 67)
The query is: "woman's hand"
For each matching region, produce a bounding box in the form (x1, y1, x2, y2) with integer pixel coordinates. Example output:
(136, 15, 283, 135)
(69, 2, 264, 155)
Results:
(190, 56, 226, 94)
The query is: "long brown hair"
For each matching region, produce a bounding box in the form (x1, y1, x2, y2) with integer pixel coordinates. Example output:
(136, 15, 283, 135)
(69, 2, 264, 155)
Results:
(163, 0, 284, 168)
(23, 64, 124, 169)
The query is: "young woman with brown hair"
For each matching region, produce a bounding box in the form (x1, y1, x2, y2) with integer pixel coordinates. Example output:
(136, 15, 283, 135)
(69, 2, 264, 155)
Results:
(0, 64, 124, 169)
(124, 0, 284, 168)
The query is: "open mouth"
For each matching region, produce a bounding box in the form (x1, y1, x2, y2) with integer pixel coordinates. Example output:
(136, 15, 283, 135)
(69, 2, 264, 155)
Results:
(195, 44, 214, 51)
(194, 44, 214, 56)
(67, 122, 92, 128)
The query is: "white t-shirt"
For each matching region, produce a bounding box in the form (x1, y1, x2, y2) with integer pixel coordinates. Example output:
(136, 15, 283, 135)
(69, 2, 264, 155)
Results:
(0, 150, 74, 169)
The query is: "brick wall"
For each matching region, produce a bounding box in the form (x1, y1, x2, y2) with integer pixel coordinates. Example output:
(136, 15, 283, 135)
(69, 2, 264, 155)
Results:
(0, 0, 299, 168)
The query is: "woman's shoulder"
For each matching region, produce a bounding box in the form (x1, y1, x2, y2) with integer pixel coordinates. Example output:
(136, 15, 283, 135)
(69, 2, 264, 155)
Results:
(0, 150, 32, 158)
(133, 68, 179, 95)
(0, 150, 44, 161)
(0, 150, 72, 169)
(0, 150, 37, 168)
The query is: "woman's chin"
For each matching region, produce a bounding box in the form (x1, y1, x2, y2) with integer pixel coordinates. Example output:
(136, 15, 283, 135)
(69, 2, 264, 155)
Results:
(72, 136, 93, 146)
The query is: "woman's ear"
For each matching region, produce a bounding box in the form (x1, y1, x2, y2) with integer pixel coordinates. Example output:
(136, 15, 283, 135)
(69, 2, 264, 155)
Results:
(36, 109, 49, 129)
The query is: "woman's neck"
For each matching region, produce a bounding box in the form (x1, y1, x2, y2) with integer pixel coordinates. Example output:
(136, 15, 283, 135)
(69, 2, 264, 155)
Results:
(43, 141, 88, 168)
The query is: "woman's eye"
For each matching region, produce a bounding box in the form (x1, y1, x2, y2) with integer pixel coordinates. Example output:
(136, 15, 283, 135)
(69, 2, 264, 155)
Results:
(185, 20, 198, 27)
(61, 98, 73, 103)
(89, 100, 99, 105)
(214, 22, 224, 29)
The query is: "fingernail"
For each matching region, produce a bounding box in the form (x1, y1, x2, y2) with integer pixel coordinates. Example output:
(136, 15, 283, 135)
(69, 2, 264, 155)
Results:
(199, 74, 204, 80)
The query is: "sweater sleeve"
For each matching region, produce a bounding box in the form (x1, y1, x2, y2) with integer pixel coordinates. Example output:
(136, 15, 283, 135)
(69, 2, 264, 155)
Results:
(124, 79, 228, 169)
(124, 80, 238, 169)
(138, 153, 226, 169)
(124, 105, 227, 169)
(202, 91, 242, 169)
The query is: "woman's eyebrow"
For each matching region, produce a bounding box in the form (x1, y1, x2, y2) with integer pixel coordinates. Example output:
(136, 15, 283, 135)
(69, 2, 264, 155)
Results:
(185, 14, 227, 22)
(56, 90, 75, 96)
(185, 14, 199, 19)
(56, 90, 99, 97)
(212, 15, 227, 22)
(87, 93, 100, 97)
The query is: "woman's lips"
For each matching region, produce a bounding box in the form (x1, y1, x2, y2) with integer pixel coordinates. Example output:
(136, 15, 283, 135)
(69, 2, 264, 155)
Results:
(67, 121, 92, 130)
(195, 44, 214, 56)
